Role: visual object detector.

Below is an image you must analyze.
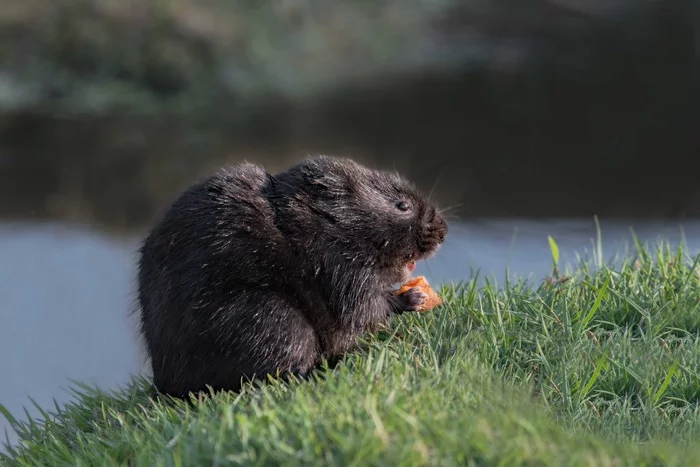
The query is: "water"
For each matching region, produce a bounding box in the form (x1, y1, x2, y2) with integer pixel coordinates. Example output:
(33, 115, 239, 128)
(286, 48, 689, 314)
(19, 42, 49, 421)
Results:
(0, 223, 147, 450)
(2, 218, 700, 451)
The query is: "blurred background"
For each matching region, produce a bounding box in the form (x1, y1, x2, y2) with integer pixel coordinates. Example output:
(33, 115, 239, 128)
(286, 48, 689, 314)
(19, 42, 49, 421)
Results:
(1, 0, 699, 450)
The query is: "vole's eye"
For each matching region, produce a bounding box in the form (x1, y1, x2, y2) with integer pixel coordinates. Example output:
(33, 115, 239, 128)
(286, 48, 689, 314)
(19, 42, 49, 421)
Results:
(396, 200, 411, 212)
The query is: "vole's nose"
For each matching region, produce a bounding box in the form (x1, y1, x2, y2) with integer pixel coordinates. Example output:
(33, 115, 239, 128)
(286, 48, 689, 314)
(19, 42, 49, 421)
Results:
(427, 207, 448, 244)
(434, 216, 447, 244)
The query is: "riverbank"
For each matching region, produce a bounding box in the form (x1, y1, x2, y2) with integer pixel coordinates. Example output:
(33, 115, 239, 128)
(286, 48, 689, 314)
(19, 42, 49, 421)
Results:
(3, 239, 700, 465)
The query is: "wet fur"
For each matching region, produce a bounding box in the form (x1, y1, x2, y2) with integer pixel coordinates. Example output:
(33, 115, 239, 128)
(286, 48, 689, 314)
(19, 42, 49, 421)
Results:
(136, 155, 448, 398)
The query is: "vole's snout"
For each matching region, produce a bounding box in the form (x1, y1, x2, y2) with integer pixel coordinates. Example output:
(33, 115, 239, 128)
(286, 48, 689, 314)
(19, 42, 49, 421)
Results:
(417, 206, 448, 255)
(431, 208, 448, 244)
(436, 220, 447, 244)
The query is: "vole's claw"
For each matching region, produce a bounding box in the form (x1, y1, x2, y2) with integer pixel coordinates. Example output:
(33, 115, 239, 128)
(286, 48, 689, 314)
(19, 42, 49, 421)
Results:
(394, 287, 427, 312)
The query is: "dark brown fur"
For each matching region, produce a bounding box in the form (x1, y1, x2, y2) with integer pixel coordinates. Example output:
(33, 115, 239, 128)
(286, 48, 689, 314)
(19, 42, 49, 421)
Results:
(136, 155, 447, 397)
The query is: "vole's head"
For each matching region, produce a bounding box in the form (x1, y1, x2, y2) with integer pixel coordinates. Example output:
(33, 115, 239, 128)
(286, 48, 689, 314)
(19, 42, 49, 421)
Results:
(281, 155, 447, 284)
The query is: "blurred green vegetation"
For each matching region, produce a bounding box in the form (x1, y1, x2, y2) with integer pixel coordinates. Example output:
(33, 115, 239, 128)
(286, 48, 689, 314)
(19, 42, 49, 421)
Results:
(0, 0, 456, 114)
(1, 0, 694, 116)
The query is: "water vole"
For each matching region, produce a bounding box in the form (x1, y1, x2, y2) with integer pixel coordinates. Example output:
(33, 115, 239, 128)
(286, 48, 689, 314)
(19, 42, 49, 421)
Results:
(136, 155, 447, 397)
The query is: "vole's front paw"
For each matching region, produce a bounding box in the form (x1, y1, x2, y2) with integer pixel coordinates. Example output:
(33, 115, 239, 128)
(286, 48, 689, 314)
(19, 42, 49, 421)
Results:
(392, 287, 427, 313)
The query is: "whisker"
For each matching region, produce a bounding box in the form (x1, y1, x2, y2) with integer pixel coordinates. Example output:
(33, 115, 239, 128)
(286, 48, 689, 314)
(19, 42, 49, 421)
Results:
(444, 223, 471, 234)
(423, 256, 434, 277)
(428, 167, 446, 201)
(438, 204, 464, 215)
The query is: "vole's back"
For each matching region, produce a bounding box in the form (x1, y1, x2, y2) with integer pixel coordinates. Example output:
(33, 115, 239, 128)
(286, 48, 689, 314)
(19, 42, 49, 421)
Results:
(137, 163, 319, 397)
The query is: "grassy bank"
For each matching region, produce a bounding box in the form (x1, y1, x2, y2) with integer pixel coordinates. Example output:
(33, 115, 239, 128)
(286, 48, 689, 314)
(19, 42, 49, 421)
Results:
(2, 239, 700, 465)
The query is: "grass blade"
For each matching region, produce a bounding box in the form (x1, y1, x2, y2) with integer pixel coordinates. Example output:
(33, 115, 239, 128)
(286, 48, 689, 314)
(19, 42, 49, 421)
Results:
(548, 235, 560, 270)
(594, 215, 603, 269)
(653, 359, 679, 406)
(0, 403, 19, 427)
(581, 277, 610, 328)
(578, 350, 608, 402)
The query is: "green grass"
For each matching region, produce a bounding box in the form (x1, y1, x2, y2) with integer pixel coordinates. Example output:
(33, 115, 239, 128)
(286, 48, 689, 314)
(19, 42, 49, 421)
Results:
(2, 238, 700, 466)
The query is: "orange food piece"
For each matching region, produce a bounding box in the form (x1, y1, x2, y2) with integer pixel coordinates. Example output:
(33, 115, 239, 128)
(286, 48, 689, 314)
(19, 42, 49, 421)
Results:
(394, 276, 443, 312)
